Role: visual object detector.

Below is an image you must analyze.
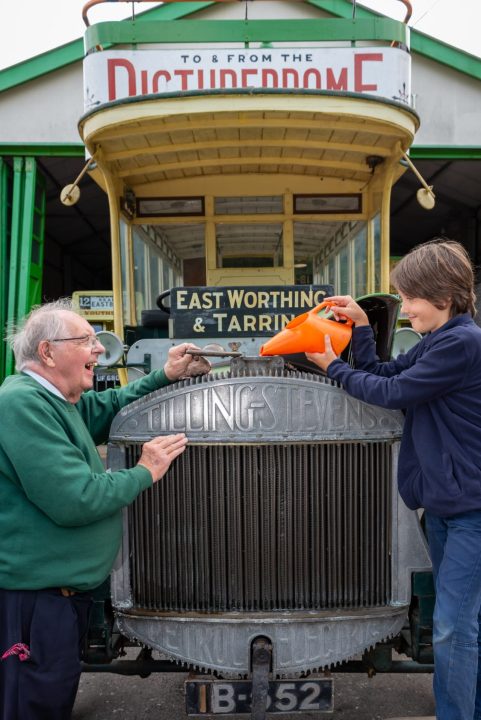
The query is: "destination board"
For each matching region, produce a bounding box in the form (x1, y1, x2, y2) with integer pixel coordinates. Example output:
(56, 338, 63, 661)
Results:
(170, 285, 334, 338)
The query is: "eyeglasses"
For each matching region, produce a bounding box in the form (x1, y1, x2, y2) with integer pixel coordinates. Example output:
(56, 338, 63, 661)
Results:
(48, 334, 102, 348)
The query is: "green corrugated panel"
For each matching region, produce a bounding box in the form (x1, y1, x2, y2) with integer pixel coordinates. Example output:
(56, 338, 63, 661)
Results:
(4, 157, 46, 377)
(0, 159, 10, 381)
(5, 158, 24, 377)
(17, 158, 46, 315)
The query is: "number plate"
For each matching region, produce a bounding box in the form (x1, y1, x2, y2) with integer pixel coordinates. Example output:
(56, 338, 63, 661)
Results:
(185, 678, 333, 715)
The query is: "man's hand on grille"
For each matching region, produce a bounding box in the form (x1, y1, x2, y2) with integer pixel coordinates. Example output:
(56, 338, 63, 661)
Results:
(137, 434, 188, 483)
(163, 343, 211, 381)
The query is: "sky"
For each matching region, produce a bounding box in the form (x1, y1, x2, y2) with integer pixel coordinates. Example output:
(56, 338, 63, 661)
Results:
(0, 0, 480, 71)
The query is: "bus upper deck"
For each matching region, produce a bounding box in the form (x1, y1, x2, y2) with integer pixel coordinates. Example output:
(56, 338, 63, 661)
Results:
(77, 0, 419, 344)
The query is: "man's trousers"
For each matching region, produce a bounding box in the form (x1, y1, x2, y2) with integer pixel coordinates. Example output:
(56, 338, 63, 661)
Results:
(0, 588, 92, 720)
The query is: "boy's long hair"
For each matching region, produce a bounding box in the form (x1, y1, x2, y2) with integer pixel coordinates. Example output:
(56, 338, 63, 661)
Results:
(390, 238, 476, 317)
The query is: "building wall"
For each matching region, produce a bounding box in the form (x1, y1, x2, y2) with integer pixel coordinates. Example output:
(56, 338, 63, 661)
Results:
(0, 64, 84, 145)
(412, 55, 481, 145)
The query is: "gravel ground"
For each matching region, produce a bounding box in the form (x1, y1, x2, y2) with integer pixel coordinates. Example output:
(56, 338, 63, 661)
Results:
(73, 665, 435, 719)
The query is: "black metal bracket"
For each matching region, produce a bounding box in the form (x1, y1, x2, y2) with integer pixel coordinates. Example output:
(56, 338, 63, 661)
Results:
(125, 352, 152, 373)
(251, 636, 272, 720)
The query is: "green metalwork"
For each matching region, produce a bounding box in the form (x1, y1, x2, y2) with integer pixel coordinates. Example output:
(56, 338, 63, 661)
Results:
(84, 17, 408, 51)
(4, 158, 46, 378)
(0, 142, 85, 158)
(0, 144, 84, 158)
(411, 146, 481, 159)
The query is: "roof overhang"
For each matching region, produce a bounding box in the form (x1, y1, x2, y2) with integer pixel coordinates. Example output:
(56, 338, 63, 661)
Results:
(79, 90, 419, 195)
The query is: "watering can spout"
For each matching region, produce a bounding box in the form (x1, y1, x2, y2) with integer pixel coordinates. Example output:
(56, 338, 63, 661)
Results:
(260, 301, 353, 356)
(260, 328, 302, 356)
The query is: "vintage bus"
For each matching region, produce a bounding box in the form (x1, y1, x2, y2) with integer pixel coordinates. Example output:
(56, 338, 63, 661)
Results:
(75, 1, 435, 716)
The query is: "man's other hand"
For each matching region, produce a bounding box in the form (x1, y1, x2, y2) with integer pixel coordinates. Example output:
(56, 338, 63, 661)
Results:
(137, 434, 188, 483)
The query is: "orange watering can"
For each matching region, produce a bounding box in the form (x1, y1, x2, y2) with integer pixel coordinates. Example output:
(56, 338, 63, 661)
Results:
(260, 300, 353, 356)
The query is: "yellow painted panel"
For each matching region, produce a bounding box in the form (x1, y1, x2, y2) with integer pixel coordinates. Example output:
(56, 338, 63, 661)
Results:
(80, 94, 418, 149)
(207, 266, 294, 286)
(132, 174, 366, 197)
(117, 154, 377, 180)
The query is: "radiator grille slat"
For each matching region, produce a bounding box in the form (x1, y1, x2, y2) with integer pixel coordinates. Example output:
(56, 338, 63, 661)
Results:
(126, 442, 392, 612)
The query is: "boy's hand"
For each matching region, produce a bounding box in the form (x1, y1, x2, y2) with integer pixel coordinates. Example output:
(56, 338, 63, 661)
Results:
(306, 334, 339, 373)
(326, 295, 369, 327)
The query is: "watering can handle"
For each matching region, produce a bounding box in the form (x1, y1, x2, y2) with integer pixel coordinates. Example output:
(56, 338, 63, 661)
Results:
(309, 300, 354, 327)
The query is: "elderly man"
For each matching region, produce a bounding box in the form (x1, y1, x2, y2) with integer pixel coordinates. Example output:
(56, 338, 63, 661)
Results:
(0, 299, 208, 720)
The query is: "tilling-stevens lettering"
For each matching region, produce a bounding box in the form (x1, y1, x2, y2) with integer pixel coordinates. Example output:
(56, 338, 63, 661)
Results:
(138, 383, 386, 435)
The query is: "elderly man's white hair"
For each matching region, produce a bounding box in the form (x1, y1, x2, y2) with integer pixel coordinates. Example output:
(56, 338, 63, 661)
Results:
(7, 298, 80, 371)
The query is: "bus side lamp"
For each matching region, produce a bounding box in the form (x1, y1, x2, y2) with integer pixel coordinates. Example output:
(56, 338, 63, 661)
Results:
(96, 331, 152, 373)
(401, 152, 436, 210)
(60, 154, 98, 206)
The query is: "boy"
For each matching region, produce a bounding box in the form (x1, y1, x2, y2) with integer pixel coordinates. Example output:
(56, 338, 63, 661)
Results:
(306, 239, 481, 720)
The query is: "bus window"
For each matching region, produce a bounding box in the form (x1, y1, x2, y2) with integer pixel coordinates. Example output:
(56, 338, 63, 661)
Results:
(354, 226, 368, 297)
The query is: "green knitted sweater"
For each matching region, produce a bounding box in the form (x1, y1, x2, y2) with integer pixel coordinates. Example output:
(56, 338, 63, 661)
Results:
(0, 370, 170, 591)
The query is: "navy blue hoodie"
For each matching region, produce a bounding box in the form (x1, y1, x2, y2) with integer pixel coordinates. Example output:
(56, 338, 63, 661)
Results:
(327, 314, 481, 517)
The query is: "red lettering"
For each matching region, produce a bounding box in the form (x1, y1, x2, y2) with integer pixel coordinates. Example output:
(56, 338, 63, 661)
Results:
(107, 59, 136, 101)
(152, 70, 171, 92)
(141, 69, 148, 95)
(241, 69, 258, 87)
(282, 68, 299, 88)
(173, 69, 194, 91)
(220, 69, 237, 89)
(261, 69, 278, 88)
(326, 67, 348, 91)
(303, 69, 321, 89)
(354, 53, 382, 92)
(197, 69, 204, 90)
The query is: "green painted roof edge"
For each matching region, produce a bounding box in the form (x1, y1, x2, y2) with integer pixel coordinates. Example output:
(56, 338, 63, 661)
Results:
(410, 146, 481, 160)
(0, 2, 214, 94)
(309, 0, 481, 81)
(1, 0, 480, 95)
(0, 143, 85, 158)
(0, 39, 84, 94)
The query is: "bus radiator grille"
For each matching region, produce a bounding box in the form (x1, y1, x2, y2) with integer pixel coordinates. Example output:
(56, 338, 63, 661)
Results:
(124, 441, 392, 612)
